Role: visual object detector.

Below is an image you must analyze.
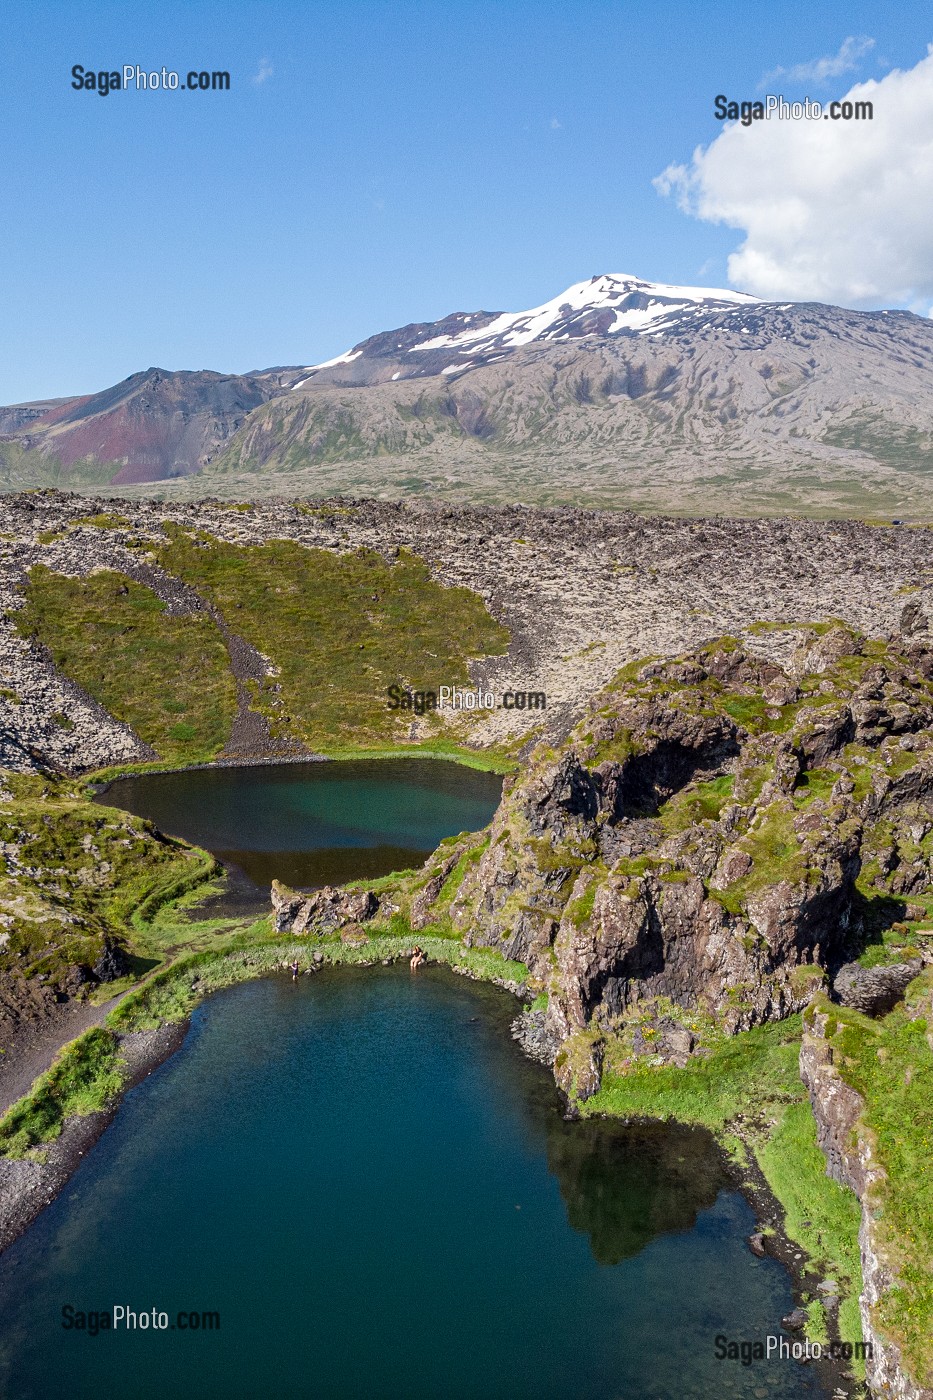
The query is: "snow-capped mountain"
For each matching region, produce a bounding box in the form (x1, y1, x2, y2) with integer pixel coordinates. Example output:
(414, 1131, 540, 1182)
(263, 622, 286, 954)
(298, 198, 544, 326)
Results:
(296, 274, 761, 386)
(6, 272, 933, 519)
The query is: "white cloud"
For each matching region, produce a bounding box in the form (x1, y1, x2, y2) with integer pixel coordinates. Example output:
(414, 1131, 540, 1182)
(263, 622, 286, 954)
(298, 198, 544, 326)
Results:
(550, 116, 562, 130)
(761, 35, 875, 87)
(654, 47, 933, 311)
(252, 57, 273, 86)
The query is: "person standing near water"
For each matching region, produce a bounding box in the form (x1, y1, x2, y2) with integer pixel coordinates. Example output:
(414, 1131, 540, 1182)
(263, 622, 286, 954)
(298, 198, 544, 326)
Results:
(290, 959, 300, 981)
(410, 946, 425, 971)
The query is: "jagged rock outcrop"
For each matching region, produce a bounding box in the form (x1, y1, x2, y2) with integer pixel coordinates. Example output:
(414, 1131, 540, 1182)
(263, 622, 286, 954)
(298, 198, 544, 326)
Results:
(412, 628, 933, 1055)
(90, 937, 130, 984)
(834, 960, 924, 1017)
(271, 879, 378, 935)
(553, 1034, 605, 1102)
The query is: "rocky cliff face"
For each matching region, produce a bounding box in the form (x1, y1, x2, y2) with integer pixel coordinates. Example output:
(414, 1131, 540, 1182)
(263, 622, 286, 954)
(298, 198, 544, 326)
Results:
(406, 625, 933, 1397)
(413, 626, 933, 1056)
(802, 1004, 933, 1400)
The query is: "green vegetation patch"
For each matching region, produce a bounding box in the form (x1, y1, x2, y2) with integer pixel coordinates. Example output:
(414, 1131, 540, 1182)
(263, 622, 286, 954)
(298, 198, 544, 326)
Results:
(0, 775, 219, 985)
(757, 1102, 864, 1354)
(564, 875, 599, 926)
(588, 1015, 803, 1131)
(71, 513, 131, 530)
(152, 529, 509, 748)
(109, 922, 528, 1033)
(711, 803, 812, 915)
(16, 565, 237, 762)
(658, 774, 735, 833)
(0, 1027, 124, 1157)
(815, 988, 933, 1384)
(587, 1016, 865, 1356)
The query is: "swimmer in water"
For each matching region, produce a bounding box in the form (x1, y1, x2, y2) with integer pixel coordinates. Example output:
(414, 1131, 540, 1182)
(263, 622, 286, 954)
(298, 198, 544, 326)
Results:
(410, 946, 425, 971)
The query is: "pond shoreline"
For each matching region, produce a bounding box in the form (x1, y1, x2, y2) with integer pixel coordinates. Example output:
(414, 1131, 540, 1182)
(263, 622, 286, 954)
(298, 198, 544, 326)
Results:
(0, 954, 866, 1398)
(0, 940, 528, 1257)
(85, 743, 515, 793)
(0, 1020, 188, 1254)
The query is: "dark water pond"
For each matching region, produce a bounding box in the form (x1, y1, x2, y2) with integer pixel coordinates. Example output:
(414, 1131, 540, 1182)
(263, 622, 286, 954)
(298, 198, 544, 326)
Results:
(0, 967, 827, 1400)
(97, 758, 503, 891)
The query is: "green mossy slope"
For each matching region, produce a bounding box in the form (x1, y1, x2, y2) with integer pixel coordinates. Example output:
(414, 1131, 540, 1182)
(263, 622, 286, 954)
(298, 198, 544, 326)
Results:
(0, 773, 219, 988)
(17, 566, 236, 763)
(153, 528, 509, 748)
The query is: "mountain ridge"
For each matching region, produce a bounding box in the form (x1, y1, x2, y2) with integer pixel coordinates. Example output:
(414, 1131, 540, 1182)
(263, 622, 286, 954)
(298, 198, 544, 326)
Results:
(3, 273, 933, 516)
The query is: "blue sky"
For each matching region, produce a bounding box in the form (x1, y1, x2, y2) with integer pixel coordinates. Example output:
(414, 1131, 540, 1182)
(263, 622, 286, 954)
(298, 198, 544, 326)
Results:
(1, 0, 931, 402)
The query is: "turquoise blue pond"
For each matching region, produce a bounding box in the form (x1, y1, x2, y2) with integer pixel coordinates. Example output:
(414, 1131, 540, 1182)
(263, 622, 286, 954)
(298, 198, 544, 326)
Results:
(0, 967, 828, 1399)
(97, 758, 503, 889)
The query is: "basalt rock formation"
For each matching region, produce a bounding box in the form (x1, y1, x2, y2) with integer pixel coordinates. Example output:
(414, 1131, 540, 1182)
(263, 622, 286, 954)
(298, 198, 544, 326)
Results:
(833, 959, 925, 1017)
(413, 626, 933, 1053)
(271, 880, 379, 935)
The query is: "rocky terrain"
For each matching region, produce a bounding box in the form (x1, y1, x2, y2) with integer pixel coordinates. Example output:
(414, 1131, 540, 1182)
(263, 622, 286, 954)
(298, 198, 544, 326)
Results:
(3, 489, 933, 1398)
(405, 625, 933, 1049)
(0, 366, 304, 490)
(390, 623, 933, 1398)
(0, 769, 215, 1042)
(1, 491, 932, 773)
(210, 297, 933, 518)
(4, 275, 933, 516)
(267, 620, 933, 1399)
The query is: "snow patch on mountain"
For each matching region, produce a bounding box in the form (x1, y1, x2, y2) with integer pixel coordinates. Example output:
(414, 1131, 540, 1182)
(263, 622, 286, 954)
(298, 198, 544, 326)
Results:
(416, 274, 758, 354)
(298, 274, 761, 384)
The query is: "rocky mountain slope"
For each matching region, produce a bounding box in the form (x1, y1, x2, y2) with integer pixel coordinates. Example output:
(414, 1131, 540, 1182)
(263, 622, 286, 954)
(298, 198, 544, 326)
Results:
(213, 289, 933, 516)
(293, 274, 761, 384)
(0, 366, 304, 489)
(4, 275, 933, 515)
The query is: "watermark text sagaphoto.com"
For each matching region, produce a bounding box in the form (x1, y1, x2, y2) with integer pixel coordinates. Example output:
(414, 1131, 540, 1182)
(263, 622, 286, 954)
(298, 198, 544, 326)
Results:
(386, 685, 547, 714)
(62, 1305, 220, 1335)
(714, 93, 873, 125)
(714, 1334, 873, 1365)
(71, 65, 230, 94)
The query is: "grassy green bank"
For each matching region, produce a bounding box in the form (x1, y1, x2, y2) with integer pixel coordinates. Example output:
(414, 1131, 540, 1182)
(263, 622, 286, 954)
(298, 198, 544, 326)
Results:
(0, 924, 527, 1158)
(83, 739, 518, 791)
(0, 1027, 125, 1158)
(16, 531, 511, 764)
(0, 771, 223, 985)
(805, 980, 933, 1389)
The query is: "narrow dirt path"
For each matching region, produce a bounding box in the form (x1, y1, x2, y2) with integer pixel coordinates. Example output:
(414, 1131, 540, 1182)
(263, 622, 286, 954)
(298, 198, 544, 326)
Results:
(121, 558, 309, 761)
